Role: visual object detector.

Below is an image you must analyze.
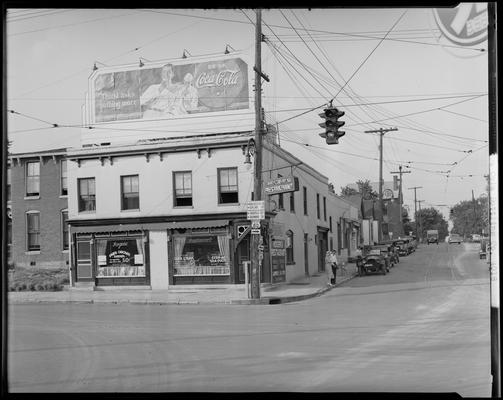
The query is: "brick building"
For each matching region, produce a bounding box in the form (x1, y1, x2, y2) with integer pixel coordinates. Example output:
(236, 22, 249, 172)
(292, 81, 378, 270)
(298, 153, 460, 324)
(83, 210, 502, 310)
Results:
(9, 148, 69, 269)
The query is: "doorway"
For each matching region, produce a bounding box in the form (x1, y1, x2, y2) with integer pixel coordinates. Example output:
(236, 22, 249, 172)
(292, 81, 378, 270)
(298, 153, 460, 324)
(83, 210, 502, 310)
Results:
(317, 227, 328, 273)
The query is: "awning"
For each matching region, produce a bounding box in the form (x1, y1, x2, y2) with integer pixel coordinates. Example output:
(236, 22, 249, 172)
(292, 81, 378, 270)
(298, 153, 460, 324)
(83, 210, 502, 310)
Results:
(70, 220, 229, 234)
(165, 220, 229, 229)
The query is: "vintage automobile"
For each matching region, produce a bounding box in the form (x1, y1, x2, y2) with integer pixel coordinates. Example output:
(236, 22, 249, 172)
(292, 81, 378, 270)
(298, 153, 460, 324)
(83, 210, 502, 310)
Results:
(448, 234, 463, 244)
(395, 238, 411, 256)
(359, 246, 391, 276)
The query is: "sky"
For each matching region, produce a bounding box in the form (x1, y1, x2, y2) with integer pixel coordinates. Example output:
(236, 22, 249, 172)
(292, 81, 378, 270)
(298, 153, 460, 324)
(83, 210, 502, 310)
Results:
(5, 6, 490, 222)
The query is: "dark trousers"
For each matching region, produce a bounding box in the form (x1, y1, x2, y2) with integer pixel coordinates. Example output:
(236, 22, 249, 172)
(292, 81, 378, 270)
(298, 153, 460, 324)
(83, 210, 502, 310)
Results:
(331, 264, 337, 284)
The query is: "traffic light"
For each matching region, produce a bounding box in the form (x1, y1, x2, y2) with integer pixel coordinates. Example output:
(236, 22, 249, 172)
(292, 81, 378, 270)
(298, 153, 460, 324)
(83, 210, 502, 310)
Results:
(319, 106, 345, 144)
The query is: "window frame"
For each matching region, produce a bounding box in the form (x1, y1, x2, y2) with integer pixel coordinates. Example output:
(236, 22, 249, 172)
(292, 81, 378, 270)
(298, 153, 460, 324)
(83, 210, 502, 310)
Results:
(121, 174, 140, 211)
(289, 192, 295, 213)
(303, 186, 308, 215)
(60, 159, 68, 197)
(25, 160, 40, 197)
(323, 196, 327, 221)
(286, 230, 295, 264)
(78, 177, 96, 213)
(316, 193, 320, 219)
(173, 170, 193, 207)
(26, 211, 41, 252)
(217, 167, 239, 205)
(61, 209, 69, 251)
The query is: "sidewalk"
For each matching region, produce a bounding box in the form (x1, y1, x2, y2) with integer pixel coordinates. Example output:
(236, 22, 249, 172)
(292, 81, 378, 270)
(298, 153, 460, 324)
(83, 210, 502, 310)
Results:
(8, 263, 358, 306)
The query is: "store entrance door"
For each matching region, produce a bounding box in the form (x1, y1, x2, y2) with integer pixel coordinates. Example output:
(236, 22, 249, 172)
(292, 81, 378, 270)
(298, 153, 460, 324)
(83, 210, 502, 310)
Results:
(236, 237, 250, 284)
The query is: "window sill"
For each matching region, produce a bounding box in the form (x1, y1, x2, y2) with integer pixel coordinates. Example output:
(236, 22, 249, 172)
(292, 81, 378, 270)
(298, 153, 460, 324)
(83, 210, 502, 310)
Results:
(25, 251, 41, 255)
(62, 249, 69, 253)
(173, 205, 194, 209)
(79, 210, 96, 214)
(24, 196, 40, 200)
(121, 209, 140, 213)
(59, 195, 68, 199)
(217, 203, 240, 206)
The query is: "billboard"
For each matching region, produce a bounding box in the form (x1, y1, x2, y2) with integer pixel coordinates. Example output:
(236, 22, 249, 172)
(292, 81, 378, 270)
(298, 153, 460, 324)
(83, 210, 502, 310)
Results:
(92, 56, 250, 123)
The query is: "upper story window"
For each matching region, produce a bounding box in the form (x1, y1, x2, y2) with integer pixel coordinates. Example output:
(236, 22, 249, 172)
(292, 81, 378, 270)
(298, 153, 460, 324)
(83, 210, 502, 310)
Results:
(316, 193, 320, 219)
(323, 196, 327, 221)
(26, 161, 40, 197)
(121, 175, 139, 211)
(61, 210, 69, 250)
(289, 192, 295, 213)
(329, 216, 333, 232)
(286, 230, 294, 264)
(218, 167, 238, 204)
(26, 211, 40, 251)
(60, 160, 68, 196)
(174, 171, 193, 207)
(78, 177, 96, 212)
(303, 186, 308, 215)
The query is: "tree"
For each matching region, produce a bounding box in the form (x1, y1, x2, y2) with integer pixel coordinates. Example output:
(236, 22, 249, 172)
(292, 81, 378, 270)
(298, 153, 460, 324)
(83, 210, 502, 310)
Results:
(416, 207, 449, 241)
(451, 195, 489, 237)
(340, 179, 378, 200)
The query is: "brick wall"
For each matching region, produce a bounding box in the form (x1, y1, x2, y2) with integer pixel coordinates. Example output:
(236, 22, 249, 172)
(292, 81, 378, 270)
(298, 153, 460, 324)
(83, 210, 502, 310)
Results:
(10, 155, 69, 269)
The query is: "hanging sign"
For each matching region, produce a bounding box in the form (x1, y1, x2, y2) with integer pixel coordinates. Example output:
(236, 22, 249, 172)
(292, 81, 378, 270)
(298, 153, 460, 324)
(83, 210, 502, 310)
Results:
(265, 175, 299, 195)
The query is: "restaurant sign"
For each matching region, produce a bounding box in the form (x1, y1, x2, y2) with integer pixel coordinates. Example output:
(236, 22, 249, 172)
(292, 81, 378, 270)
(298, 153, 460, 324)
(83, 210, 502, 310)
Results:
(265, 176, 299, 195)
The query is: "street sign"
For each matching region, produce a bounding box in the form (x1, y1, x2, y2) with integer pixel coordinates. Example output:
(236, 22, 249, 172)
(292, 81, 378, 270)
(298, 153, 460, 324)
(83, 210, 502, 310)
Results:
(251, 220, 261, 229)
(251, 228, 261, 235)
(247, 201, 265, 220)
(264, 175, 299, 195)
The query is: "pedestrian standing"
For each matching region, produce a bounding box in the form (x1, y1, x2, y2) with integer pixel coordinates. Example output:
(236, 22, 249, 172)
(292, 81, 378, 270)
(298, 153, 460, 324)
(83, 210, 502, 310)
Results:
(325, 250, 334, 285)
(329, 250, 338, 284)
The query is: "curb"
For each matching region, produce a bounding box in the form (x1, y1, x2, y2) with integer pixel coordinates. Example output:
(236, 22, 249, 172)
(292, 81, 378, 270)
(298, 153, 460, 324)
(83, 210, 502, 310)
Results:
(7, 273, 358, 306)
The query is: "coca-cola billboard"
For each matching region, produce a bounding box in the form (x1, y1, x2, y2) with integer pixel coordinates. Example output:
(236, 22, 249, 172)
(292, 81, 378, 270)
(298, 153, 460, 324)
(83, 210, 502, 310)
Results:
(92, 56, 249, 123)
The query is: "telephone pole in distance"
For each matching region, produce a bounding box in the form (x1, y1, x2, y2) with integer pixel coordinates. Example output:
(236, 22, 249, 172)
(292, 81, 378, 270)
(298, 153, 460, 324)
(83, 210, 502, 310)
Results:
(390, 165, 411, 236)
(408, 186, 422, 239)
(364, 127, 398, 242)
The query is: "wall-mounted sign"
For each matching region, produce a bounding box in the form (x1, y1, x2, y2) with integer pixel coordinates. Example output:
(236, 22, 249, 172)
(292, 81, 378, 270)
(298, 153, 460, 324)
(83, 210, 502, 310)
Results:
(265, 176, 299, 195)
(92, 56, 250, 123)
(247, 201, 265, 220)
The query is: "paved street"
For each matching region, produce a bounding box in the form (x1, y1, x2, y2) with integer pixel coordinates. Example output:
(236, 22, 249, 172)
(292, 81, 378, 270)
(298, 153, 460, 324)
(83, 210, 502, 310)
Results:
(8, 242, 491, 395)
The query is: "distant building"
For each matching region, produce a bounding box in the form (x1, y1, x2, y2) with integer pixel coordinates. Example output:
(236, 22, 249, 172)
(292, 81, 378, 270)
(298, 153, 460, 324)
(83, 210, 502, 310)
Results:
(9, 149, 69, 269)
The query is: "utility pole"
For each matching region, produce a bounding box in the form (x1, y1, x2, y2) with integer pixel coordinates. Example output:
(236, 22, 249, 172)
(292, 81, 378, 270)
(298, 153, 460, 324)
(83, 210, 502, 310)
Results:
(250, 9, 265, 299)
(408, 186, 422, 239)
(391, 165, 411, 235)
(364, 127, 398, 242)
(417, 200, 424, 242)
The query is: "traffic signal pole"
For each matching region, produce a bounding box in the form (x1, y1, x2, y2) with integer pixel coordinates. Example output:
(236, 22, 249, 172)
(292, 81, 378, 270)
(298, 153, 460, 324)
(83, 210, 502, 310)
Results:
(364, 127, 398, 242)
(487, 2, 500, 396)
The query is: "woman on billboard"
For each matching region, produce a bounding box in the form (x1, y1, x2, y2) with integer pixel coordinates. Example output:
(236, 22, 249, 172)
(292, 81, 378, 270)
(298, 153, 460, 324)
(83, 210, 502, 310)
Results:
(140, 63, 198, 118)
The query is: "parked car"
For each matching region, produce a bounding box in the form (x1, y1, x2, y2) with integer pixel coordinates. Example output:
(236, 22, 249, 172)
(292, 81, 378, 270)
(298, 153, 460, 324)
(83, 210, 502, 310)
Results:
(448, 234, 463, 244)
(472, 234, 481, 243)
(359, 246, 390, 276)
(395, 239, 410, 256)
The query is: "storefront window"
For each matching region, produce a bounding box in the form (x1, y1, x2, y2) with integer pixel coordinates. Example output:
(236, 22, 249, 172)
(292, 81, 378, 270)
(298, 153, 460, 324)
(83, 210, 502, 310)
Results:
(173, 235, 230, 276)
(96, 237, 145, 277)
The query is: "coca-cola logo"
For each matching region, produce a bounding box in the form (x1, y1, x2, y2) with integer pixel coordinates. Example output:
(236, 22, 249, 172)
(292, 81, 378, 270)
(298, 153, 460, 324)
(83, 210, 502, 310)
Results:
(194, 58, 248, 110)
(196, 69, 240, 89)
